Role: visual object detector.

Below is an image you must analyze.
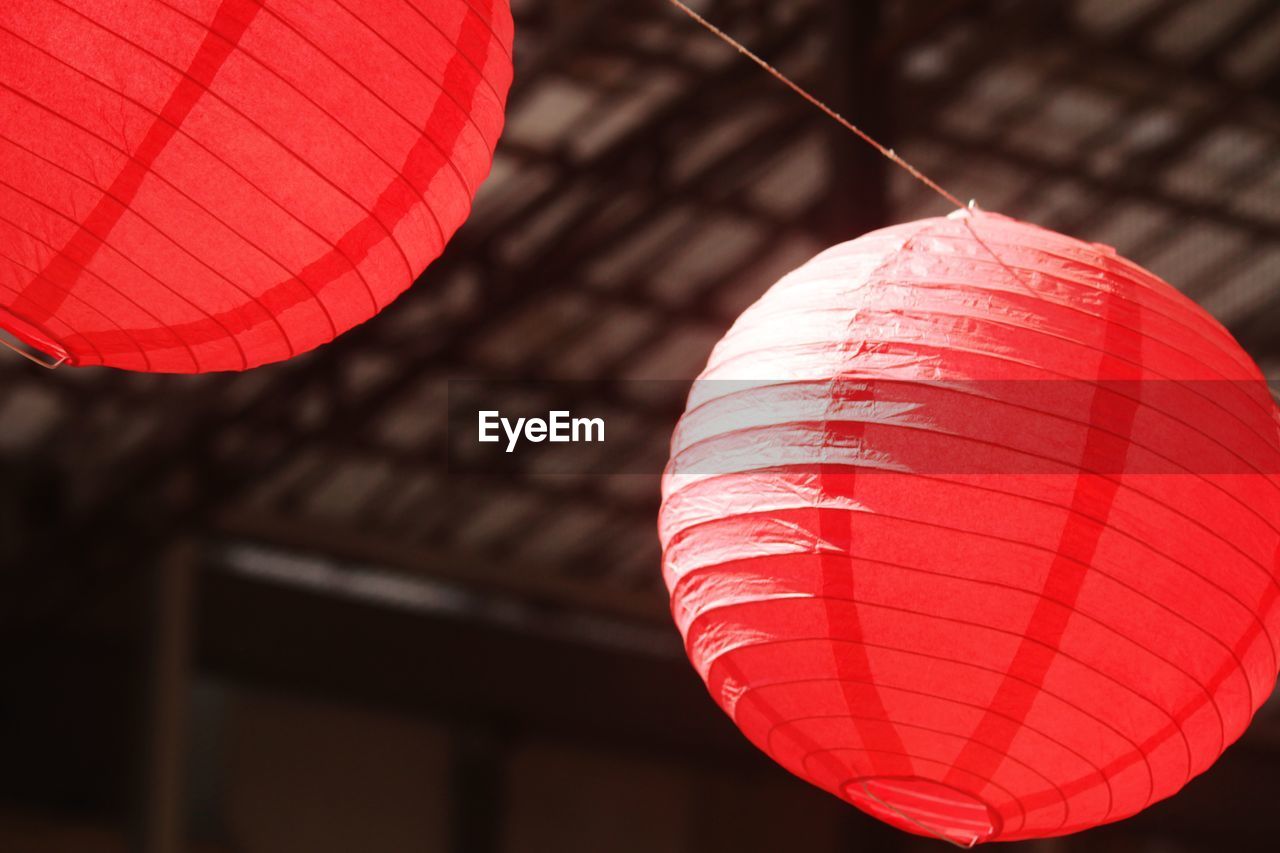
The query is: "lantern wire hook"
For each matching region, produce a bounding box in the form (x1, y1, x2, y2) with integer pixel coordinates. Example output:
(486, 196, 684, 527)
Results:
(0, 334, 66, 370)
(663, 0, 968, 211)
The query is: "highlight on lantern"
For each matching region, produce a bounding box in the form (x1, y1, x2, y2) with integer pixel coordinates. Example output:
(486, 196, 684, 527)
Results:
(1, 2, 1277, 852)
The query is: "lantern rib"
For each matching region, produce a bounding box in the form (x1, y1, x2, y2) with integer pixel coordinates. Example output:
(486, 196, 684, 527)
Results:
(668, 379, 1280, 496)
(778, 716, 1071, 828)
(0, 176, 270, 369)
(671, 504, 1268, 714)
(795, 746, 1024, 838)
(36, 3, 400, 327)
(223, 0, 501, 169)
(0, 55, 373, 280)
(947, 231, 1269, 383)
(703, 286, 1278, 440)
(683, 346, 1280, 540)
(0, 116, 344, 360)
(727, 661, 1154, 820)
(754, 678, 1122, 822)
(35, 0, 497, 338)
(666, 403, 1280, 590)
(900, 229, 1264, 381)
(0, 185, 203, 368)
(674, 543, 1263, 733)
(0, 230, 155, 369)
(696, 633, 1186, 815)
(452, 0, 514, 62)
(2, 1, 307, 356)
(0, 59, 295, 367)
(327, 0, 511, 145)
(695, 327, 1277, 448)
(856, 783, 984, 848)
(0, 122, 276, 368)
(155, 0, 481, 235)
(701, 223, 1271, 408)
(1, 1, 498, 368)
(683, 591, 1226, 767)
(689, 627, 1198, 776)
(663, 477, 1280, 645)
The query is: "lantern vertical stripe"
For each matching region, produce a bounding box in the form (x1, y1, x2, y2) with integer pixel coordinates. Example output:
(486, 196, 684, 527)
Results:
(944, 281, 1151, 800)
(660, 212, 1280, 843)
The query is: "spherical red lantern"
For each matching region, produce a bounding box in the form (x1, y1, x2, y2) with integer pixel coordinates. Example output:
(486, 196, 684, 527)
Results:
(660, 211, 1280, 844)
(0, 0, 512, 372)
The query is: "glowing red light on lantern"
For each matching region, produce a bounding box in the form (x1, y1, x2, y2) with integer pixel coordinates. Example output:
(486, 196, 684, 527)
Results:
(0, 0, 512, 371)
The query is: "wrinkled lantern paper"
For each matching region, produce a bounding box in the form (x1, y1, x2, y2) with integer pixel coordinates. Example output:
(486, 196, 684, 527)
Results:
(660, 211, 1280, 844)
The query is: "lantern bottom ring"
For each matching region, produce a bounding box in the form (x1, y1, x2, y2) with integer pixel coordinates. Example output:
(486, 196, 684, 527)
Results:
(843, 775, 999, 847)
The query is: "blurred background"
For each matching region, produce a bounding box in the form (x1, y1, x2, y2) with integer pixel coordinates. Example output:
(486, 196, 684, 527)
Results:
(2, 0, 1279, 850)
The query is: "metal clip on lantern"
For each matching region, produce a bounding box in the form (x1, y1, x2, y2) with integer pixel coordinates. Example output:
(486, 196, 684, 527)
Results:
(0, 308, 69, 369)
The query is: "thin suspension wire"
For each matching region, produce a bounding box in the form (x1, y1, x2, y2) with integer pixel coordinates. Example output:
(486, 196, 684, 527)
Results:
(664, 0, 967, 211)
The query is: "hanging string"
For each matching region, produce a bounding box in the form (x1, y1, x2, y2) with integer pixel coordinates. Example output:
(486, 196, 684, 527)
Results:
(664, 0, 967, 211)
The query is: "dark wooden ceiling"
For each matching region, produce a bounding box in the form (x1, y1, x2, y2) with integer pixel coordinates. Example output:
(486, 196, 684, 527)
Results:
(2, 0, 1278, 674)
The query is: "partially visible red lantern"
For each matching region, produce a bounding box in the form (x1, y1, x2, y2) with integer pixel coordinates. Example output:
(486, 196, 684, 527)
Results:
(0, 0, 512, 371)
(660, 211, 1280, 844)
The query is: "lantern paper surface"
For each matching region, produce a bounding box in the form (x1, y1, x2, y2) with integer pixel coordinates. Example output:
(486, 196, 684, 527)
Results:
(0, 0, 512, 371)
(659, 211, 1280, 844)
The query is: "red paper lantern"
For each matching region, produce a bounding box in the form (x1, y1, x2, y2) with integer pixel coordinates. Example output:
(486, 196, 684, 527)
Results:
(660, 211, 1280, 844)
(0, 0, 512, 372)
